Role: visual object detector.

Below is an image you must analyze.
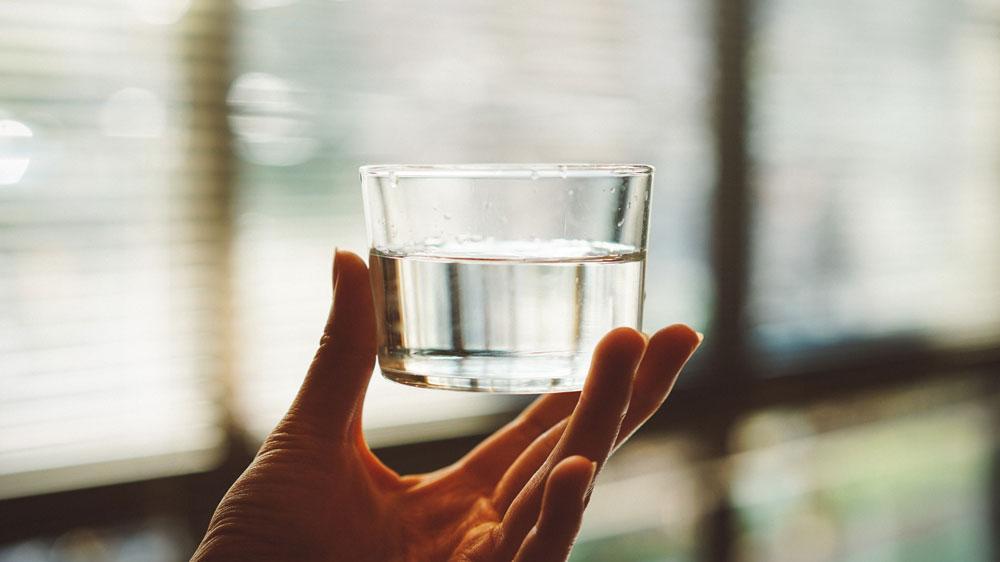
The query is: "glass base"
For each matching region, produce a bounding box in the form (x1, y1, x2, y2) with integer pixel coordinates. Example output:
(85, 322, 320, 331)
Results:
(378, 353, 589, 393)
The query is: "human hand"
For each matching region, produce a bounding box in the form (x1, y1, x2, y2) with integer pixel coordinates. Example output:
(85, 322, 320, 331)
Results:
(192, 250, 701, 562)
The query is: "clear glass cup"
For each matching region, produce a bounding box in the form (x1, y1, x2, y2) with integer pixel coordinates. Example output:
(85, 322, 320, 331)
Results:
(361, 164, 653, 393)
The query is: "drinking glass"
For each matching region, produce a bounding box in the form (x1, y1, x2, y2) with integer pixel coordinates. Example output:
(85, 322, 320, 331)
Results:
(361, 164, 653, 393)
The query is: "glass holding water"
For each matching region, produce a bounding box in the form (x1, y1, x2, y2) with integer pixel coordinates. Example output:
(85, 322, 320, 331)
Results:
(361, 164, 653, 393)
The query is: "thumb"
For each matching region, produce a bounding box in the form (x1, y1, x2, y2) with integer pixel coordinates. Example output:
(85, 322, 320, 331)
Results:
(286, 250, 377, 439)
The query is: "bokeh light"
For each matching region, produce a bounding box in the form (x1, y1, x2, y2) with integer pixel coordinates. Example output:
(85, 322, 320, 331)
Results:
(0, 118, 33, 185)
(227, 72, 319, 167)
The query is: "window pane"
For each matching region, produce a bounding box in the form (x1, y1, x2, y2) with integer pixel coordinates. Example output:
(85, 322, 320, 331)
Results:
(0, 516, 192, 562)
(0, 0, 225, 497)
(572, 436, 706, 562)
(749, 0, 1000, 354)
(230, 0, 713, 440)
(730, 378, 997, 562)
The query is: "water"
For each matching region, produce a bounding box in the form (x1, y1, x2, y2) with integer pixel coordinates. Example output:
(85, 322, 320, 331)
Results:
(369, 239, 645, 393)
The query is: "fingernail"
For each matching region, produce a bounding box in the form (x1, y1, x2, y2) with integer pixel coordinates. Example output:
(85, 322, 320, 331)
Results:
(695, 331, 705, 344)
(589, 461, 598, 478)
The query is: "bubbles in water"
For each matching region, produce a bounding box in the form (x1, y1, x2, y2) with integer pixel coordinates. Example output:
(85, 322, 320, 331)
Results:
(443, 213, 452, 220)
(558, 164, 568, 179)
(529, 169, 540, 180)
(567, 189, 575, 195)
(616, 218, 625, 228)
(389, 172, 398, 189)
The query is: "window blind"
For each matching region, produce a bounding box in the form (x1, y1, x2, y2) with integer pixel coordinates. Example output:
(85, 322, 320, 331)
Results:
(0, 0, 228, 498)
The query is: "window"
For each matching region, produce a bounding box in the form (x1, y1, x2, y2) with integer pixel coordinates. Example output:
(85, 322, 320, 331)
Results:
(731, 378, 997, 561)
(0, 0, 225, 498)
(572, 436, 707, 562)
(2, 0, 999, 559)
(749, 0, 1000, 356)
(0, 0, 712, 493)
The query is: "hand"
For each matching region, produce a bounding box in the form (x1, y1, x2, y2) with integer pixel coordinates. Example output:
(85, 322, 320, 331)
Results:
(192, 250, 701, 562)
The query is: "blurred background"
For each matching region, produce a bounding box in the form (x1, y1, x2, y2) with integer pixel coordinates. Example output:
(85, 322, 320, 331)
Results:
(1, 0, 999, 560)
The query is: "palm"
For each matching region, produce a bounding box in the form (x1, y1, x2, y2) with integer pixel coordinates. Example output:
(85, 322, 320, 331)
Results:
(193, 251, 700, 562)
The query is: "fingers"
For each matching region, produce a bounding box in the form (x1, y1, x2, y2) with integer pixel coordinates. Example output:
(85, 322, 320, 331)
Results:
(614, 324, 702, 449)
(491, 418, 569, 510)
(496, 328, 645, 553)
(460, 392, 580, 486)
(492, 325, 701, 514)
(511, 456, 596, 562)
(545, 327, 645, 467)
(285, 250, 377, 440)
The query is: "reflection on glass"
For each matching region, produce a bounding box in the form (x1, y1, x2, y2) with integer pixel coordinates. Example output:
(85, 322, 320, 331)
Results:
(750, 0, 1000, 353)
(730, 379, 997, 562)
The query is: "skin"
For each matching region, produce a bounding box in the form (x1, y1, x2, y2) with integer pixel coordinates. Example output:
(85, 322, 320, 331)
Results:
(192, 250, 702, 562)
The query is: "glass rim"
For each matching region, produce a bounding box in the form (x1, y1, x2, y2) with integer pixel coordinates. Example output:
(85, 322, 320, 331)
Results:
(359, 163, 653, 179)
